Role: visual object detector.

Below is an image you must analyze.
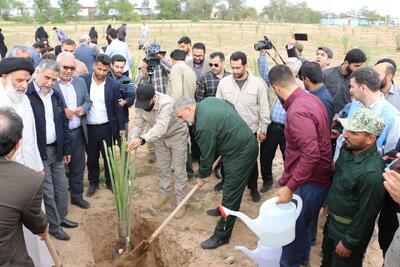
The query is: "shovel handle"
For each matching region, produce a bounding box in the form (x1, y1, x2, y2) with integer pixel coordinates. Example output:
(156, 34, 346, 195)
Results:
(148, 184, 200, 243)
(44, 236, 62, 267)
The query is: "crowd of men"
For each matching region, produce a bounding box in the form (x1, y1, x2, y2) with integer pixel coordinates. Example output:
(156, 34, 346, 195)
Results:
(0, 24, 400, 267)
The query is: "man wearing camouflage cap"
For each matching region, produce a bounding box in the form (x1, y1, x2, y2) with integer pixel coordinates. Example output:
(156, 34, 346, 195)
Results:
(321, 108, 386, 267)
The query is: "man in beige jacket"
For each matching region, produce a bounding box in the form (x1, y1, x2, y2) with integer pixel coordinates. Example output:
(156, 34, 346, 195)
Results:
(169, 49, 197, 100)
(215, 51, 270, 203)
(127, 83, 188, 218)
(169, 49, 198, 178)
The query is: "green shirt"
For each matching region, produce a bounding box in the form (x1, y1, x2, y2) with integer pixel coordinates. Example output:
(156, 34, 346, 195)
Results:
(195, 97, 255, 178)
(326, 145, 385, 250)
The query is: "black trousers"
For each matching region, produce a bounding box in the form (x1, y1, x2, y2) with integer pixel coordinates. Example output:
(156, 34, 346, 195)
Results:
(86, 123, 113, 186)
(189, 125, 201, 161)
(378, 193, 400, 256)
(260, 122, 286, 185)
(67, 127, 86, 202)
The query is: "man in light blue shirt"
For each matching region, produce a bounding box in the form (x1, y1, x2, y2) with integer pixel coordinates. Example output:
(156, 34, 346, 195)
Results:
(105, 28, 132, 77)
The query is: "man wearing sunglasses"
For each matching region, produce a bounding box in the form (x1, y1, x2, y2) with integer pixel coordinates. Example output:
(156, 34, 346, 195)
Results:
(54, 52, 92, 210)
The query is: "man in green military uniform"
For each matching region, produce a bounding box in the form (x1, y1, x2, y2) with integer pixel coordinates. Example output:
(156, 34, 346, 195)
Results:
(321, 108, 386, 267)
(174, 96, 258, 249)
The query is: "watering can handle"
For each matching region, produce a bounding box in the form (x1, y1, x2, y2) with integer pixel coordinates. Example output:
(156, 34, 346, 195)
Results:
(292, 194, 303, 220)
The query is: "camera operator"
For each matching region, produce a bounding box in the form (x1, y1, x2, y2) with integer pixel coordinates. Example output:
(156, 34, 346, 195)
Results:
(137, 43, 172, 95)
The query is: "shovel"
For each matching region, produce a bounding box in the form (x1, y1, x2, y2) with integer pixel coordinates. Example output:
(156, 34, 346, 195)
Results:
(44, 235, 62, 267)
(117, 183, 200, 263)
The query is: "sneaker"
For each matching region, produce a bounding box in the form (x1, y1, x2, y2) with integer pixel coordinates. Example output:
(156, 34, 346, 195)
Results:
(152, 196, 169, 209)
(175, 206, 186, 219)
(147, 152, 156, 164)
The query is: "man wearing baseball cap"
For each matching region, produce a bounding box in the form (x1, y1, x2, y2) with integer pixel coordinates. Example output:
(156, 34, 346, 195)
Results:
(127, 83, 189, 218)
(321, 108, 386, 267)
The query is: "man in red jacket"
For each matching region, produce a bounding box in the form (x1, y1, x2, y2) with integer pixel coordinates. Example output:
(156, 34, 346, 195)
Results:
(268, 64, 334, 267)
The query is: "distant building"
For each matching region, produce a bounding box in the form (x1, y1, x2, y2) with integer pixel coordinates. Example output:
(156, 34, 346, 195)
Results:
(321, 17, 369, 26)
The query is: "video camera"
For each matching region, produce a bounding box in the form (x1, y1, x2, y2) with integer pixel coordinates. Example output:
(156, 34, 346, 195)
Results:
(254, 36, 286, 65)
(254, 36, 273, 51)
(144, 42, 161, 70)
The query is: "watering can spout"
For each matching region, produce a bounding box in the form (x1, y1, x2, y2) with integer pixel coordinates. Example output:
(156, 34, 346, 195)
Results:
(218, 204, 258, 234)
(235, 245, 257, 261)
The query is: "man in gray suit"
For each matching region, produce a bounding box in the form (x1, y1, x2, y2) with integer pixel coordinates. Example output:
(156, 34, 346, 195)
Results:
(185, 42, 211, 82)
(75, 35, 97, 74)
(55, 52, 92, 209)
(0, 108, 48, 266)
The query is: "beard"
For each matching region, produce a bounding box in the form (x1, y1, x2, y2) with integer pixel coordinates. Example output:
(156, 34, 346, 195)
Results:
(143, 101, 155, 112)
(380, 77, 388, 90)
(5, 79, 25, 104)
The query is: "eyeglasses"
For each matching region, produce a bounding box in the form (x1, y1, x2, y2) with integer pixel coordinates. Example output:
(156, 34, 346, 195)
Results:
(208, 63, 219, 67)
(63, 66, 76, 71)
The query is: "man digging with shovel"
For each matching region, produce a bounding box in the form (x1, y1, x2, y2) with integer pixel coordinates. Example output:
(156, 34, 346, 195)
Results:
(127, 83, 189, 219)
(174, 96, 258, 249)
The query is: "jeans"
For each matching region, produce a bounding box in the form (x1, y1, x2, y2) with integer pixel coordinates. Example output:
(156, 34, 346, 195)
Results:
(280, 183, 329, 267)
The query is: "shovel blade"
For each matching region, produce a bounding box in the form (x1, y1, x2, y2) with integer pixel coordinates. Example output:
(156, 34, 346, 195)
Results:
(114, 239, 150, 267)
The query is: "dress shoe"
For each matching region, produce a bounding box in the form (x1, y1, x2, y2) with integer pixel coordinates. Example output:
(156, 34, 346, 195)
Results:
(50, 229, 70, 241)
(61, 219, 79, 228)
(214, 181, 224, 192)
(251, 189, 261, 202)
(215, 166, 223, 179)
(71, 199, 91, 209)
(152, 196, 169, 209)
(201, 235, 229, 250)
(86, 184, 98, 197)
(206, 208, 221, 217)
(260, 181, 273, 193)
(106, 184, 113, 192)
(174, 206, 186, 219)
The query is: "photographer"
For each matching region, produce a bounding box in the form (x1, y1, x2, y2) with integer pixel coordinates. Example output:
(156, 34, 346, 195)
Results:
(258, 49, 270, 85)
(137, 43, 172, 94)
(286, 34, 305, 63)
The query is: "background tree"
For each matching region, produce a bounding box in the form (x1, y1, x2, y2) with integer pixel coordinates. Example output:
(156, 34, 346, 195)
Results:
(226, 0, 245, 20)
(0, 0, 12, 19)
(58, 0, 80, 19)
(96, 0, 111, 19)
(262, 0, 323, 24)
(214, 3, 228, 20)
(34, 0, 52, 23)
(109, 0, 139, 21)
(156, 0, 181, 20)
(182, 0, 217, 20)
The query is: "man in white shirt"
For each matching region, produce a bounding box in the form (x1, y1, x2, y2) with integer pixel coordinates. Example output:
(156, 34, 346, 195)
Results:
(82, 54, 125, 197)
(105, 28, 132, 77)
(26, 59, 78, 241)
(0, 57, 53, 266)
(55, 52, 92, 209)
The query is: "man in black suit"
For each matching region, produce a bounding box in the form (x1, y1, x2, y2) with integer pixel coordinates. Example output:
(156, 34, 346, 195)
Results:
(26, 59, 78, 241)
(55, 52, 93, 209)
(82, 54, 125, 197)
(0, 108, 48, 267)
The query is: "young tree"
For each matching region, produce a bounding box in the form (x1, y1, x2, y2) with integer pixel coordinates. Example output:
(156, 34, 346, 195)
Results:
(0, 0, 12, 19)
(156, 0, 181, 19)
